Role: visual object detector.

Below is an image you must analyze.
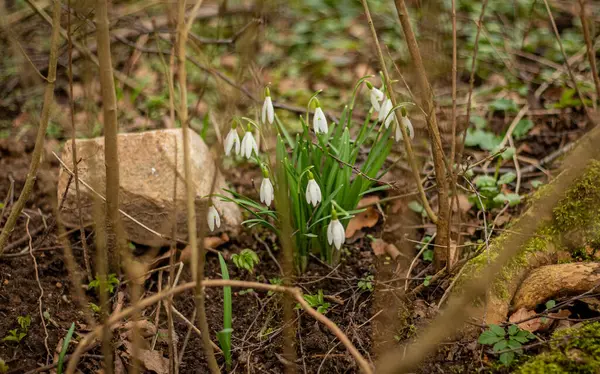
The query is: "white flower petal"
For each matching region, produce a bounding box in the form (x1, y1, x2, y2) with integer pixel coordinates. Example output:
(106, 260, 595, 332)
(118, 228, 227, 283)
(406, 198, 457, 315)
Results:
(259, 179, 265, 202)
(370, 87, 384, 111)
(234, 134, 241, 154)
(267, 97, 274, 124)
(224, 129, 240, 156)
(385, 111, 395, 128)
(395, 122, 403, 142)
(207, 206, 220, 232)
(262, 96, 274, 124)
(327, 219, 344, 250)
(402, 116, 414, 139)
(306, 179, 321, 207)
(241, 132, 257, 159)
(378, 99, 392, 123)
(313, 107, 328, 134)
(260, 178, 274, 206)
(327, 220, 334, 245)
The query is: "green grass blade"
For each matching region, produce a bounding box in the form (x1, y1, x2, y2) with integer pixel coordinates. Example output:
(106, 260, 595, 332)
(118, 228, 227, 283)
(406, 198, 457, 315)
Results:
(217, 253, 233, 370)
(57, 322, 75, 374)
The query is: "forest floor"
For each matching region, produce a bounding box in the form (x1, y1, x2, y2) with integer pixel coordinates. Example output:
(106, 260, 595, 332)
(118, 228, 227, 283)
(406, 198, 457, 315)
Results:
(1, 0, 600, 373)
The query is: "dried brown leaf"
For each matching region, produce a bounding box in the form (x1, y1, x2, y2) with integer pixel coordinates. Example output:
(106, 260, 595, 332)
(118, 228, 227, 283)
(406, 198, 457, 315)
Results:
(509, 308, 541, 332)
(452, 194, 473, 213)
(371, 238, 388, 256)
(345, 199, 380, 238)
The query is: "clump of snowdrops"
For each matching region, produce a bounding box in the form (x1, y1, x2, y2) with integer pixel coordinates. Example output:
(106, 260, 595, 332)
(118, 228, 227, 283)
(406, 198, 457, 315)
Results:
(212, 79, 414, 272)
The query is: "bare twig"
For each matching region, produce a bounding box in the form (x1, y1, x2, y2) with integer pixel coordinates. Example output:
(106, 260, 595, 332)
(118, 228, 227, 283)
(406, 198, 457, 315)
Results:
(579, 0, 600, 106)
(67, 0, 92, 282)
(392, 0, 451, 269)
(175, 0, 219, 371)
(25, 215, 51, 363)
(405, 233, 436, 291)
(0, 0, 61, 255)
(459, 0, 488, 163)
(542, 0, 595, 124)
(360, 0, 437, 225)
(171, 305, 222, 352)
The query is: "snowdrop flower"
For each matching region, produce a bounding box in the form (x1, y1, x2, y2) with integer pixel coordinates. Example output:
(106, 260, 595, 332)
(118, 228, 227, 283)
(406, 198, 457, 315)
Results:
(365, 81, 384, 111)
(313, 100, 328, 134)
(327, 207, 345, 250)
(260, 166, 274, 207)
(305, 171, 322, 207)
(378, 98, 393, 127)
(395, 111, 415, 142)
(224, 122, 241, 156)
(240, 125, 258, 159)
(261, 87, 274, 125)
(207, 204, 221, 232)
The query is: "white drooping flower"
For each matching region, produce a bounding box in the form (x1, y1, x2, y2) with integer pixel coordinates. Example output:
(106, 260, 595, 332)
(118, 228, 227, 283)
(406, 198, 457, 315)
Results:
(366, 81, 384, 111)
(313, 103, 328, 134)
(378, 98, 393, 127)
(261, 87, 275, 125)
(395, 114, 415, 142)
(240, 126, 258, 159)
(260, 166, 274, 207)
(207, 205, 221, 232)
(305, 172, 322, 207)
(327, 208, 345, 250)
(224, 123, 241, 156)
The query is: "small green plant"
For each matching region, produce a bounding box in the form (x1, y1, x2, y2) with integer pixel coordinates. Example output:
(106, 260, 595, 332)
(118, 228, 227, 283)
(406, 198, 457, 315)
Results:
(300, 290, 330, 314)
(478, 324, 535, 366)
(88, 273, 119, 294)
(469, 149, 521, 211)
(57, 323, 75, 374)
(268, 277, 282, 296)
(540, 300, 556, 324)
(231, 249, 260, 273)
(217, 254, 233, 370)
(89, 303, 101, 313)
(17, 315, 31, 331)
(464, 116, 502, 151)
(3, 315, 31, 344)
(0, 359, 8, 374)
(417, 235, 434, 262)
(358, 274, 374, 292)
(423, 275, 432, 287)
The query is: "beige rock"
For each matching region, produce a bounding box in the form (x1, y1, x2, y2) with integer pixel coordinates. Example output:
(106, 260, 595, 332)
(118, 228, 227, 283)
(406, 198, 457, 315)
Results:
(57, 128, 241, 246)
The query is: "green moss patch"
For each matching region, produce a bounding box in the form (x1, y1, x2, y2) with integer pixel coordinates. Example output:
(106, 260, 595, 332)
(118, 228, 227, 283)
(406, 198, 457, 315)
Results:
(517, 322, 600, 374)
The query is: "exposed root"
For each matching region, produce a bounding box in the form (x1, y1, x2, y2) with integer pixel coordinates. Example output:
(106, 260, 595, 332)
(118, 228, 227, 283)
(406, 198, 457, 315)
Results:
(513, 262, 600, 310)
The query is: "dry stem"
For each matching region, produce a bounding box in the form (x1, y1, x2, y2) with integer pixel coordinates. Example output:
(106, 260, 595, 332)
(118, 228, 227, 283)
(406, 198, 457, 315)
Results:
(392, 0, 450, 269)
(26, 215, 51, 363)
(175, 0, 219, 371)
(67, 0, 92, 282)
(360, 0, 437, 224)
(0, 0, 61, 255)
(579, 0, 600, 106)
(542, 0, 595, 124)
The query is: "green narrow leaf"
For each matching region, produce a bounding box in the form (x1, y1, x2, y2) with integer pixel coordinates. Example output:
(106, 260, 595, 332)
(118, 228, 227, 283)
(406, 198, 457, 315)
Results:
(217, 254, 233, 369)
(57, 323, 76, 374)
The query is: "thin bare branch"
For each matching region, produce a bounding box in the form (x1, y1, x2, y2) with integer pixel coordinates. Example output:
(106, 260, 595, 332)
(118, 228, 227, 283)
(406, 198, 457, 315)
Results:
(0, 0, 61, 255)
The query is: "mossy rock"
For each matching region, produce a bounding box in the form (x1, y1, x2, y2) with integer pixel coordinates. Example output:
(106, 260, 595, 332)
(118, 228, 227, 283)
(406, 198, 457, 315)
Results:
(517, 322, 600, 374)
(454, 160, 600, 324)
